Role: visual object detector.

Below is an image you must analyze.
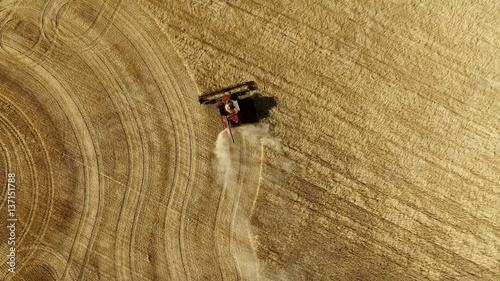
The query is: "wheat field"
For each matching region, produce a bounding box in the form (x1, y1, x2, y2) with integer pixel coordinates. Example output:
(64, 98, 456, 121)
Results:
(0, 1, 499, 280)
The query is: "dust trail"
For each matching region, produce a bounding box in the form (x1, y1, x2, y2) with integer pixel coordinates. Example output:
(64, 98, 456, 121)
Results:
(214, 123, 281, 186)
(214, 127, 236, 186)
(213, 123, 281, 280)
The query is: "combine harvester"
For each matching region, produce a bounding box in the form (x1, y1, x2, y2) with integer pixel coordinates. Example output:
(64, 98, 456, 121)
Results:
(199, 81, 258, 143)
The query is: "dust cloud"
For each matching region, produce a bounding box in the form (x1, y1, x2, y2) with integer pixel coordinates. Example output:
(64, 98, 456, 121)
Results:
(214, 128, 235, 185)
(213, 123, 281, 280)
(213, 123, 281, 186)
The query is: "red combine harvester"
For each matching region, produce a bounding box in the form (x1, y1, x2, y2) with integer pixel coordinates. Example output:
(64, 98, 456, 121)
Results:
(199, 81, 258, 143)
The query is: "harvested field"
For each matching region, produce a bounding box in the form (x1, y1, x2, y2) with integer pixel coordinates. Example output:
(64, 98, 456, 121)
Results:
(0, 0, 499, 280)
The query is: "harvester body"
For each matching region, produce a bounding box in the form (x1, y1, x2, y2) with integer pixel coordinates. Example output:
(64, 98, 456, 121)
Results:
(199, 81, 258, 143)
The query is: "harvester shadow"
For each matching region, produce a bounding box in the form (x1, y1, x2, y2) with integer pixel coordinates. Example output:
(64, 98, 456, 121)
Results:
(253, 93, 277, 120)
(238, 93, 277, 124)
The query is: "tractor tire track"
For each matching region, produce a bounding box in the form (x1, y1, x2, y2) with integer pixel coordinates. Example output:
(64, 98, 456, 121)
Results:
(116, 5, 191, 280)
(0, 93, 55, 272)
